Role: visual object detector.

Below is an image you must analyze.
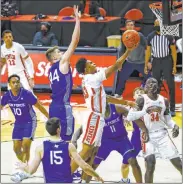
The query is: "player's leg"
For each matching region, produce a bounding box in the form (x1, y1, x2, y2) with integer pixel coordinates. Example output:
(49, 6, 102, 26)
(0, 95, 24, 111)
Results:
(119, 136, 142, 183)
(19, 71, 33, 91)
(85, 139, 112, 182)
(145, 154, 156, 183)
(121, 163, 130, 183)
(71, 143, 94, 173)
(170, 157, 182, 174)
(13, 140, 23, 161)
(21, 138, 32, 163)
(157, 131, 182, 174)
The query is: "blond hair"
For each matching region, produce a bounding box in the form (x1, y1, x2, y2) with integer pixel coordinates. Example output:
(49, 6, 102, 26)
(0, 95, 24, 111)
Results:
(45, 46, 59, 61)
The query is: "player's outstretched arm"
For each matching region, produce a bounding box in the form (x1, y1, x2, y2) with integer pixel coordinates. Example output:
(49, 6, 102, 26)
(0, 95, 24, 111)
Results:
(71, 126, 83, 149)
(34, 101, 49, 119)
(60, 5, 80, 66)
(16, 145, 42, 175)
(69, 143, 104, 183)
(115, 104, 148, 136)
(106, 95, 136, 108)
(164, 98, 179, 138)
(105, 49, 131, 79)
(126, 96, 147, 121)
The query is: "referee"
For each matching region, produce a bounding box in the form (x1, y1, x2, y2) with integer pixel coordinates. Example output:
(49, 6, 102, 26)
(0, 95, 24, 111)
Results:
(145, 19, 177, 116)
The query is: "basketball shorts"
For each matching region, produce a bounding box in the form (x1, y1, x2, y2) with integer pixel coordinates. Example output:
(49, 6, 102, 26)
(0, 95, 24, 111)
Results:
(49, 103, 75, 141)
(142, 129, 179, 160)
(12, 121, 37, 141)
(81, 112, 105, 147)
(94, 136, 135, 165)
(8, 70, 32, 91)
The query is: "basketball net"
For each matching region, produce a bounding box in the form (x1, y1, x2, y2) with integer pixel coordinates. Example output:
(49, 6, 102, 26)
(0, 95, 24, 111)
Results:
(149, 2, 180, 37)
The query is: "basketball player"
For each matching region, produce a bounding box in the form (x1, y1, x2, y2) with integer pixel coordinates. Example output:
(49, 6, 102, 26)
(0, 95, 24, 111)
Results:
(127, 77, 182, 183)
(1, 30, 34, 91)
(72, 46, 138, 182)
(0, 74, 49, 182)
(45, 6, 80, 141)
(16, 117, 104, 183)
(72, 101, 149, 183)
(122, 87, 145, 183)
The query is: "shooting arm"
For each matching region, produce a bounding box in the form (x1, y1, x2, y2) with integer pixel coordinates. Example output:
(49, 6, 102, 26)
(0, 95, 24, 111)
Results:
(105, 49, 130, 78)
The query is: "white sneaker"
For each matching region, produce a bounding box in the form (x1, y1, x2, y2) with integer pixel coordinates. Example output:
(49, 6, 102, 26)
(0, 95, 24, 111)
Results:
(11, 171, 30, 183)
(120, 178, 130, 183)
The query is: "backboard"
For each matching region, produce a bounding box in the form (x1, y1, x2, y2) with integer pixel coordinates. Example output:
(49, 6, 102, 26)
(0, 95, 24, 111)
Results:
(162, 0, 182, 25)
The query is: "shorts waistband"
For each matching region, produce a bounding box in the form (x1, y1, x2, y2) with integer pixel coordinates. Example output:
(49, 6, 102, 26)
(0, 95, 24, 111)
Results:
(149, 128, 167, 133)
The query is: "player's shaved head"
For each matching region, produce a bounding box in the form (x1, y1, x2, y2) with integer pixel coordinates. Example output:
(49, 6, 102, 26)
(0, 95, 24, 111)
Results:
(145, 77, 158, 94)
(46, 117, 61, 136)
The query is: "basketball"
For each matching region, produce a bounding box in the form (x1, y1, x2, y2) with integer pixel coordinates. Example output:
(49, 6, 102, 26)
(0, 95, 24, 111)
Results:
(122, 30, 140, 49)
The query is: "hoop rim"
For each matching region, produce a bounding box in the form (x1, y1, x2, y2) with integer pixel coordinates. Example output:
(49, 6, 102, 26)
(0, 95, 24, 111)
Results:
(149, 2, 162, 10)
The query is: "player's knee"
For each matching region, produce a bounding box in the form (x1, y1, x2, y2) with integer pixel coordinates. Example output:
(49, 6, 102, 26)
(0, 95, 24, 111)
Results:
(122, 163, 129, 170)
(13, 145, 21, 155)
(128, 158, 139, 168)
(22, 144, 31, 153)
(146, 155, 156, 172)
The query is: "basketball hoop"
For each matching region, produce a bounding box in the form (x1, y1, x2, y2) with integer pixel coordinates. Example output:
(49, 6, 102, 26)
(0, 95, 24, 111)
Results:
(149, 2, 180, 37)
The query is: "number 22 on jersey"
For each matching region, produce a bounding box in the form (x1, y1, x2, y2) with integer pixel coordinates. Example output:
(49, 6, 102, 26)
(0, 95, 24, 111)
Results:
(49, 69, 60, 84)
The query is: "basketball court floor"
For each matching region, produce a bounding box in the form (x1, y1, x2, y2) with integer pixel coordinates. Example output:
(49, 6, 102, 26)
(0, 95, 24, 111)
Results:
(1, 94, 182, 183)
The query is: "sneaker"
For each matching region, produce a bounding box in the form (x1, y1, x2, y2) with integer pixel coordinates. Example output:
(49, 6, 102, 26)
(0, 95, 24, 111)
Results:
(72, 169, 82, 183)
(120, 178, 130, 183)
(170, 111, 176, 117)
(11, 171, 30, 183)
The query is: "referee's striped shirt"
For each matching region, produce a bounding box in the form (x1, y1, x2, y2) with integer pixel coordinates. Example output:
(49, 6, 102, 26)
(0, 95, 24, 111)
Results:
(147, 31, 175, 58)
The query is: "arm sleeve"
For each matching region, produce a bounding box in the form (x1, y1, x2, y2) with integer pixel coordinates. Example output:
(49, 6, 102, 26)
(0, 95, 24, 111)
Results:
(25, 91, 38, 105)
(18, 44, 28, 58)
(85, 69, 107, 87)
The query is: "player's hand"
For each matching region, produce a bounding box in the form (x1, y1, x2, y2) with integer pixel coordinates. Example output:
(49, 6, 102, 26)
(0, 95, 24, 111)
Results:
(172, 66, 177, 75)
(141, 130, 149, 143)
(172, 124, 179, 138)
(28, 78, 35, 89)
(95, 176, 104, 183)
(74, 5, 81, 19)
(144, 65, 148, 74)
(15, 161, 28, 171)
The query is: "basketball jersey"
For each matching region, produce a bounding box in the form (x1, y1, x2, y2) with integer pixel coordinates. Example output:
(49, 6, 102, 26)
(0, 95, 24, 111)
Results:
(1, 42, 28, 76)
(102, 104, 127, 140)
(42, 140, 72, 183)
(1, 88, 37, 124)
(82, 69, 107, 116)
(142, 94, 167, 132)
(48, 61, 73, 105)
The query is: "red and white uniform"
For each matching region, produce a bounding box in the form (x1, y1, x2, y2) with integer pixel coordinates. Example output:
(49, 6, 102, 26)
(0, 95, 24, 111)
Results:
(142, 94, 179, 159)
(81, 69, 107, 147)
(1, 42, 32, 91)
